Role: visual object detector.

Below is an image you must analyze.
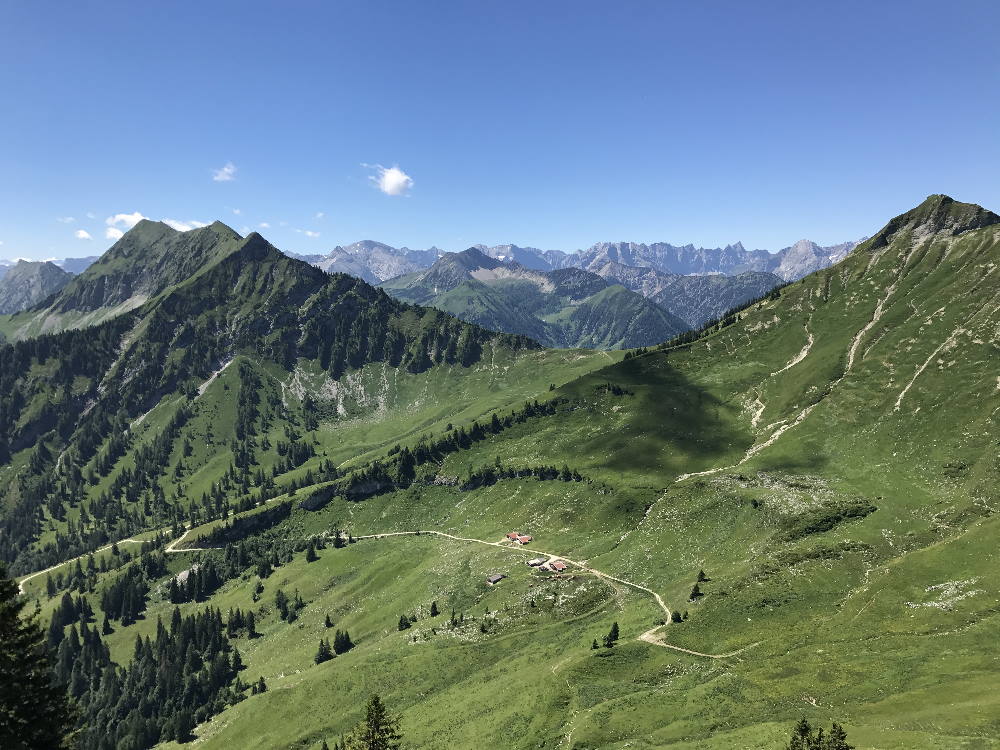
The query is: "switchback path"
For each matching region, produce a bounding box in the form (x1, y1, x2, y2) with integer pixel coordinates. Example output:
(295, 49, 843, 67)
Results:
(17, 479, 306, 595)
(17, 537, 149, 595)
(356, 529, 754, 659)
(638, 625, 759, 659)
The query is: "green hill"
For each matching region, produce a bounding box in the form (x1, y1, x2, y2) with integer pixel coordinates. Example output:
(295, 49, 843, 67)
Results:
(0, 221, 246, 339)
(381, 248, 689, 348)
(5, 195, 1000, 749)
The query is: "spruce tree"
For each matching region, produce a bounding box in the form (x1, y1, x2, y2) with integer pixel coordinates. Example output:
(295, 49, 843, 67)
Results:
(306, 539, 318, 562)
(333, 629, 354, 654)
(429, 601, 439, 617)
(315, 639, 334, 664)
(785, 717, 813, 750)
(346, 694, 403, 750)
(47, 615, 65, 649)
(174, 709, 195, 742)
(0, 564, 75, 750)
(602, 621, 620, 648)
(826, 723, 854, 750)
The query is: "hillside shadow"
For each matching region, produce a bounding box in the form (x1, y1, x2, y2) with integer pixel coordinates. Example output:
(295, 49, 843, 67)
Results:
(751, 449, 832, 477)
(566, 352, 753, 477)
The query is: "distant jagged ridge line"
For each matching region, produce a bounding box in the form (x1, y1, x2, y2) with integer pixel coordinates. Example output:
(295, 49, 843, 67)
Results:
(289, 236, 863, 283)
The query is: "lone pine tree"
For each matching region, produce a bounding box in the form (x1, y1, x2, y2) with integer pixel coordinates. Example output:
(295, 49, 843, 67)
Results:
(346, 694, 403, 750)
(602, 621, 620, 648)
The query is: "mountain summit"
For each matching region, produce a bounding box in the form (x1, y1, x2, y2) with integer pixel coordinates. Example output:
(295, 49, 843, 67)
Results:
(43, 220, 244, 313)
(867, 194, 1000, 250)
(1, 221, 246, 338)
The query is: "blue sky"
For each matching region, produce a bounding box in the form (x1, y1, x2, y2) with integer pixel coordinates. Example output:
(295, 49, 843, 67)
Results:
(1, 1, 998, 260)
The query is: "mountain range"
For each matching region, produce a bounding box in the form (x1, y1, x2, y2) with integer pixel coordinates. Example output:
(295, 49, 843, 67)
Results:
(2, 195, 999, 749)
(380, 247, 783, 344)
(299, 236, 860, 282)
(0, 230, 806, 348)
(553, 237, 859, 279)
(381, 248, 689, 348)
(0, 254, 98, 277)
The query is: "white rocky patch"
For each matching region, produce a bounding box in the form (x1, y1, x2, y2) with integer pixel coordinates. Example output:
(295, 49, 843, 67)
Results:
(905, 579, 983, 611)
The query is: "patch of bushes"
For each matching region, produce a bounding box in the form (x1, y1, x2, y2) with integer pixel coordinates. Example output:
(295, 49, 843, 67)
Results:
(777, 501, 877, 542)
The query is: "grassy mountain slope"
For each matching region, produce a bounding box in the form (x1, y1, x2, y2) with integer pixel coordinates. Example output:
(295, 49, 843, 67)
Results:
(9, 195, 1000, 749)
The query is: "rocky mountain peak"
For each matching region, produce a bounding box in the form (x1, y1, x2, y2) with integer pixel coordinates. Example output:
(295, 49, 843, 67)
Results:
(868, 195, 1000, 251)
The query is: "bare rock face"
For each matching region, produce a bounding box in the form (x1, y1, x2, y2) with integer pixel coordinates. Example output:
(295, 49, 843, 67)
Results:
(573, 238, 860, 281)
(770, 239, 860, 281)
(591, 261, 784, 328)
(0, 260, 73, 314)
(313, 241, 444, 283)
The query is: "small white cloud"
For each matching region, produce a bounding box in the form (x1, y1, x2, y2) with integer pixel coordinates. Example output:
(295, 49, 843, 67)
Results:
(57, 216, 75, 223)
(106, 227, 124, 240)
(314, 211, 325, 220)
(106, 211, 147, 229)
(258, 222, 271, 229)
(365, 163, 413, 196)
(86, 212, 96, 219)
(295, 229, 320, 238)
(74, 229, 92, 240)
(213, 162, 237, 182)
(162, 218, 208, 232)
(232, 208, 241, 215)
